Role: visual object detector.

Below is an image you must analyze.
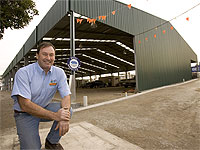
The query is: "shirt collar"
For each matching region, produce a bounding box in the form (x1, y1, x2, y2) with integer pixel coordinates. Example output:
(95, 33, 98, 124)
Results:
(49, 65, 53, 73)
(35, 62, 53, 75)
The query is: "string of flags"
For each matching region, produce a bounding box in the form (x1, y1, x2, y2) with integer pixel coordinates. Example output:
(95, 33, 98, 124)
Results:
(75, 2, 200, 44)
(76, 3, 132, 25)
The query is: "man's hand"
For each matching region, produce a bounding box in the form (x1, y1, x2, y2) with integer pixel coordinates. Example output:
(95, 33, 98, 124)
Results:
(55, 121, 69, 136)
(56, 108, 70, 121)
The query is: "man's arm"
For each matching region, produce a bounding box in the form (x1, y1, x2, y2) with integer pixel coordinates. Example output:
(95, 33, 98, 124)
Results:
(61, 95, 71, 110)
(55, 95, 71, 136)
(18, 95, 70, 122)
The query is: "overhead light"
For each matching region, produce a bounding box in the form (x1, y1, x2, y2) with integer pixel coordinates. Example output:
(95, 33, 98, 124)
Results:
(116, 41, 134, 53)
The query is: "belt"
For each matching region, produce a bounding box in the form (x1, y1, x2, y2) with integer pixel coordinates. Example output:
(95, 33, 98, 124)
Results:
(14, 110, 26, 113)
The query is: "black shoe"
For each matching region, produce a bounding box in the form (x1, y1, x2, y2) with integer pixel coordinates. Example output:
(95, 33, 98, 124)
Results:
(45, 139, 64, 150)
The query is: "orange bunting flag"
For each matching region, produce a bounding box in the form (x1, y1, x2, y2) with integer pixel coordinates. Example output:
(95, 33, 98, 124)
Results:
(112, 11, 116, 15)
(79, 19, 83, 24)
(154, 34, 156, 38)
(145, 37, 148, 41)
(77, 19, 83, 24)
(92, 19, 96, 24)
(128, 4, 131, 9)
(98, 16, 106, 20)
(138, 40, 141, 44)
(162, 30, 166, 34)
(86, 18, 93, 23)
(186, 17, 189, 21)
(86, 18, 96, 24)
(102, 16, 106, 20)
(170, 26, 173, 30)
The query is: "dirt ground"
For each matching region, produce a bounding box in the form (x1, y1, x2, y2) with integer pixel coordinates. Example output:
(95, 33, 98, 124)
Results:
(1, 80, 200, 150)
(54, 86, 135, 105)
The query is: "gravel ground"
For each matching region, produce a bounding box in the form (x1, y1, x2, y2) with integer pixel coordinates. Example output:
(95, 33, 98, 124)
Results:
(1, 79, 200, 150)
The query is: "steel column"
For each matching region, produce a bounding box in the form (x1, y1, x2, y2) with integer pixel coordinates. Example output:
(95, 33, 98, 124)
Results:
(8, 71, 12, 91)
(69, 10, 76, 101)
(133, 36, 139, 91)
(24, 55, 29, 66)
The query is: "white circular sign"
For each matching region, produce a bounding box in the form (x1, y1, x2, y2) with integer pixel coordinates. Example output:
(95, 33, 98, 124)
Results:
(67, 57, 81, 71)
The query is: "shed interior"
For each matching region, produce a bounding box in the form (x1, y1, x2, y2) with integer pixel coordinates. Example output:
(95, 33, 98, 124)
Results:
(25, 14, 135, 78)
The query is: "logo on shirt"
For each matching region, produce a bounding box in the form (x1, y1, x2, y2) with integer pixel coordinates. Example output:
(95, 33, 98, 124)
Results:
(49, 79, 57, 86)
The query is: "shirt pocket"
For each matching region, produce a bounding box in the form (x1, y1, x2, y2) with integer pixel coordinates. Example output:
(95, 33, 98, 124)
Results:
(47, 82, 57, 97)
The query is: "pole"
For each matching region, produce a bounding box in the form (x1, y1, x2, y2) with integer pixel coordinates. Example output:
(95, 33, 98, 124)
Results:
(133, 36, 139, 92)
(69, 10, 76, 102)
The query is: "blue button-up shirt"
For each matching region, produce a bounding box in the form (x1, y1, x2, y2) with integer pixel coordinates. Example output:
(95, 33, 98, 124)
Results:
(11, 62, 71, 111)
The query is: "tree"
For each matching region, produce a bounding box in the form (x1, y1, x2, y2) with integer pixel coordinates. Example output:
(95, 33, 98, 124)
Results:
(0, 0, 39, 39)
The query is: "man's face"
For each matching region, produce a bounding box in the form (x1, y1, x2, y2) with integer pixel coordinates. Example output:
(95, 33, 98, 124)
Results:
(36, 46, 55, 72)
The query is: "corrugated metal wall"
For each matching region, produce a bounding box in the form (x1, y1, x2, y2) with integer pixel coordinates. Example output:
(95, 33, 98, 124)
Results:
(70, 0, 197, 91)
(135, 22, 196, 91)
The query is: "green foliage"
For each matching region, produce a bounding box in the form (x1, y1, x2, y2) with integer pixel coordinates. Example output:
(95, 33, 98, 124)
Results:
(0, 0, 39, 39)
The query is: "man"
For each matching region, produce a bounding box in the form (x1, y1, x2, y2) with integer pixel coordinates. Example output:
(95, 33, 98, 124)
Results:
(11, 42, 72, 150)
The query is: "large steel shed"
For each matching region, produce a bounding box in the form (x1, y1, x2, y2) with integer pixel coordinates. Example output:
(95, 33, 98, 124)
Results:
(2, 0, 198, 92)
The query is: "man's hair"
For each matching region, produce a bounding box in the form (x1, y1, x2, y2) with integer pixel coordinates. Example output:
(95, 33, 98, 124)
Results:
(37, 42, 55, 54)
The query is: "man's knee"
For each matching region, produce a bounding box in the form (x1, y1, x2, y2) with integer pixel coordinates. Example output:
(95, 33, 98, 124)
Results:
(46, 102, 62, 112)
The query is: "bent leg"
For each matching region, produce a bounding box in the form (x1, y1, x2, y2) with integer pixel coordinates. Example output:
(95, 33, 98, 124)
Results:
(42, 102, 73, 144)
(14, 112, 41, 150)
(44, 102, 61, 144)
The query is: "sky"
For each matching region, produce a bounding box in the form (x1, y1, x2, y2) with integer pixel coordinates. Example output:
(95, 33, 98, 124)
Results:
(0, 0, 200, 75)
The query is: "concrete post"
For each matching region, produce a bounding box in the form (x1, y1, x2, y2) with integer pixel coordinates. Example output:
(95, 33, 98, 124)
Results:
(83, 96, 88, 107)
(125, 92, 128, 97)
